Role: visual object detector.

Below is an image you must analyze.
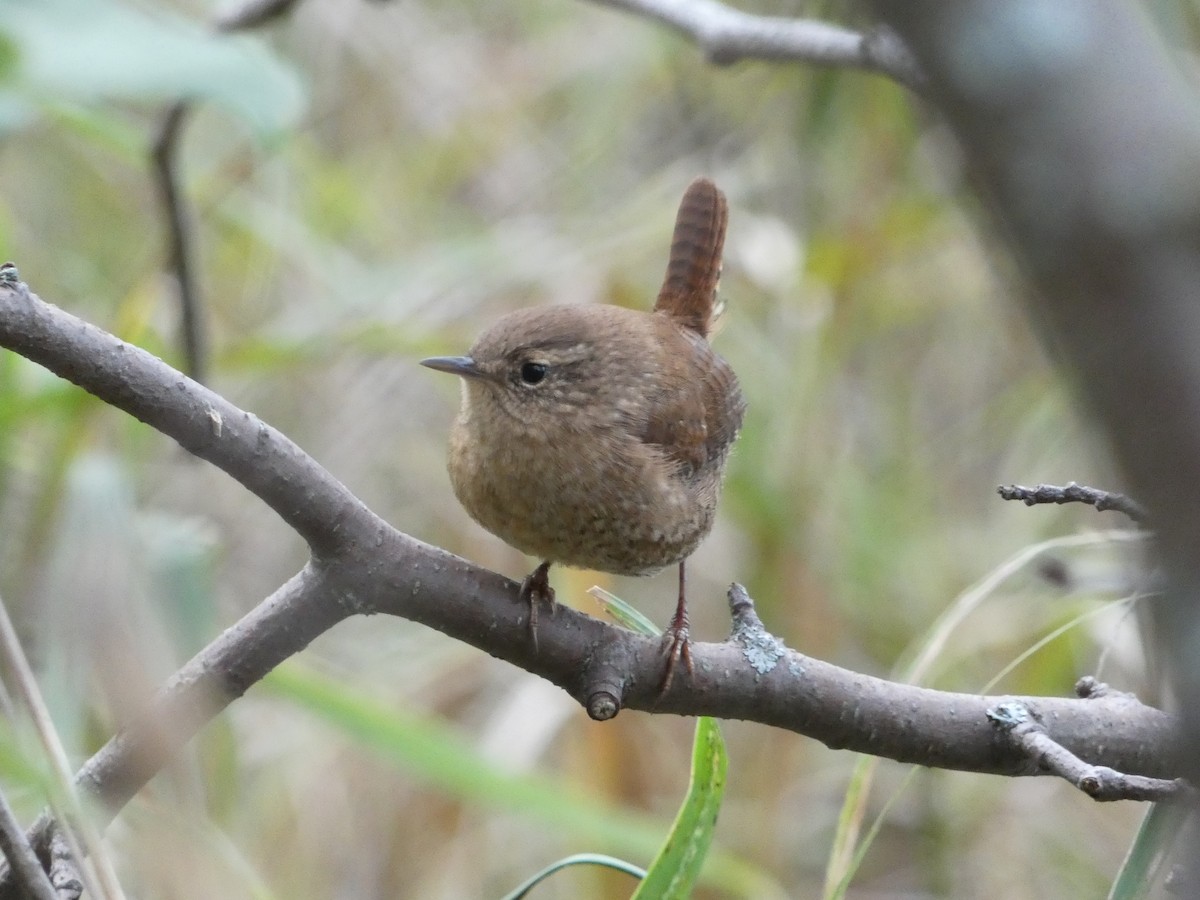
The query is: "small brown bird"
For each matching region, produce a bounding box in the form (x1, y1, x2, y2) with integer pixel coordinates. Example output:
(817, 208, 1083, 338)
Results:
(422, 178, 745, 689)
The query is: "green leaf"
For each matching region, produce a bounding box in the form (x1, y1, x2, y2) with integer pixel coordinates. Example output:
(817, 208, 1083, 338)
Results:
(0, 0, 304, 135)
(632, 717, 728, 900)
(140, 512, 220, 658)
(0, 30, 18, 80)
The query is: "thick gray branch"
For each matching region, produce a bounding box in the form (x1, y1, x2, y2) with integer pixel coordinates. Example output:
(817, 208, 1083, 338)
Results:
(0, 269, 1182, 887)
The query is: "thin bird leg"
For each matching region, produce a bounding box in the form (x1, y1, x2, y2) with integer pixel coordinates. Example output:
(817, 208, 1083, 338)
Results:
(660, 560, 694, 693)
(519, 560, 556, 651)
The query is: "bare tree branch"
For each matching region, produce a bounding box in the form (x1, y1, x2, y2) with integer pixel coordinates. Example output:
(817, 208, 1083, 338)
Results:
(583, 0, 923, 88)
(0, 268, 1185, 891)
(46, 832, 82, 900)
(0, 268, 367, 558)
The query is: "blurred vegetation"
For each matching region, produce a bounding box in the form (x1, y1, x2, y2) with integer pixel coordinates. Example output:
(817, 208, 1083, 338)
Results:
(0, 0, 1165, 897)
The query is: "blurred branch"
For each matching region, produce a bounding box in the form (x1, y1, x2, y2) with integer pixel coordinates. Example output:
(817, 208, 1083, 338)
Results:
(998, 482, 1149, 526)
(150, 0, 305, 383)
(0, 270, 1185, 890)
(47, 833, 81, 900)
(151, 102, 205, 384)
(215, 0, 302, 32)
(0, 587, 123, 900)
(866, 0, 1200, 754)
(583, 0, 923, 88)
(0, 789, 57, 900)
(866, 0, 1200, 869)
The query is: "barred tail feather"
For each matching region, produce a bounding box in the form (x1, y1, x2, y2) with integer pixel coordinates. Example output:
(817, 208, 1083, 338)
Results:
(654, 177, 728, 339)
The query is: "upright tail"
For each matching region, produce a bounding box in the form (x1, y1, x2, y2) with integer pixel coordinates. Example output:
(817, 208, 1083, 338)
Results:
(653, 177, 728, 339)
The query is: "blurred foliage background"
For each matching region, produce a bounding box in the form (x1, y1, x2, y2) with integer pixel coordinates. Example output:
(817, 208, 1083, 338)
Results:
(0, 0, 1172, 897)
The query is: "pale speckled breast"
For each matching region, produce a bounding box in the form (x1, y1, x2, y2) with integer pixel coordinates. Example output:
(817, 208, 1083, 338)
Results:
(447, 406, 722, 576)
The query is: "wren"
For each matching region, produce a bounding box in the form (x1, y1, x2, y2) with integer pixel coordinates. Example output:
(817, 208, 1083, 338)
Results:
(422, 177, 746, 691)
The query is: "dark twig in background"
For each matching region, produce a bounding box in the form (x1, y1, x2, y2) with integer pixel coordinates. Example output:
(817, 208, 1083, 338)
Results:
(149, 0, 305, 383)
(585, 0, 923, 88)
(151, 101, 204, 383)
(998, 482, 1149, 526)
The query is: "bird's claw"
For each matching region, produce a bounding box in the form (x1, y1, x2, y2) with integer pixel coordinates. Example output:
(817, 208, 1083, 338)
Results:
(519, 561, 555, 651)
(658, 624, 693, 696)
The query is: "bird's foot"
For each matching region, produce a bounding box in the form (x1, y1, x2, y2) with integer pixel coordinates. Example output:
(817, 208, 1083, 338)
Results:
(659, 561, 694, 696)
(658, 622, 694, 696)
(519, 560, 555, 651)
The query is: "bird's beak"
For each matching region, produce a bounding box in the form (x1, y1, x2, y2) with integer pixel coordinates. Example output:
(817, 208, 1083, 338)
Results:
(420, 355, 487, 379)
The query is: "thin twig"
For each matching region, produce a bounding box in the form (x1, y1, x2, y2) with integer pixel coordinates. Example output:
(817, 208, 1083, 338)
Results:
(988, 701, 1186, 801)
(0, 789, 56, 900)
(583, 0, 923, 88)
(997, 482, 1149, 525)
(0, 591, 125, 900)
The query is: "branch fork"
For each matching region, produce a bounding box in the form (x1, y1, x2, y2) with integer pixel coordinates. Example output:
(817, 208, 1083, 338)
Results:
(0, 267, 1185, 891)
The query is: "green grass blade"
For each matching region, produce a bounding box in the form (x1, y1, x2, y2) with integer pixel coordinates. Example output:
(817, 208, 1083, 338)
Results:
(263, 663, 664, 852)
(824, 531, 1145, 897)
(500, 853, 646, 900)
(823, 754, 880, 898)
(632, 717, 728, 900)
(588, 586, 661, 637)
(263, 663, 777, 898)
(1108, 802, 1190, 900)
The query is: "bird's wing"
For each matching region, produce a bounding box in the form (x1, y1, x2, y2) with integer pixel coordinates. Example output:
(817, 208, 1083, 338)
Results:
(638, 333, 745, 478)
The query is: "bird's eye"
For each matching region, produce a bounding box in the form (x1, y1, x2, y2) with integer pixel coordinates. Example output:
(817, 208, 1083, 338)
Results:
(519, 361, 549, 385)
